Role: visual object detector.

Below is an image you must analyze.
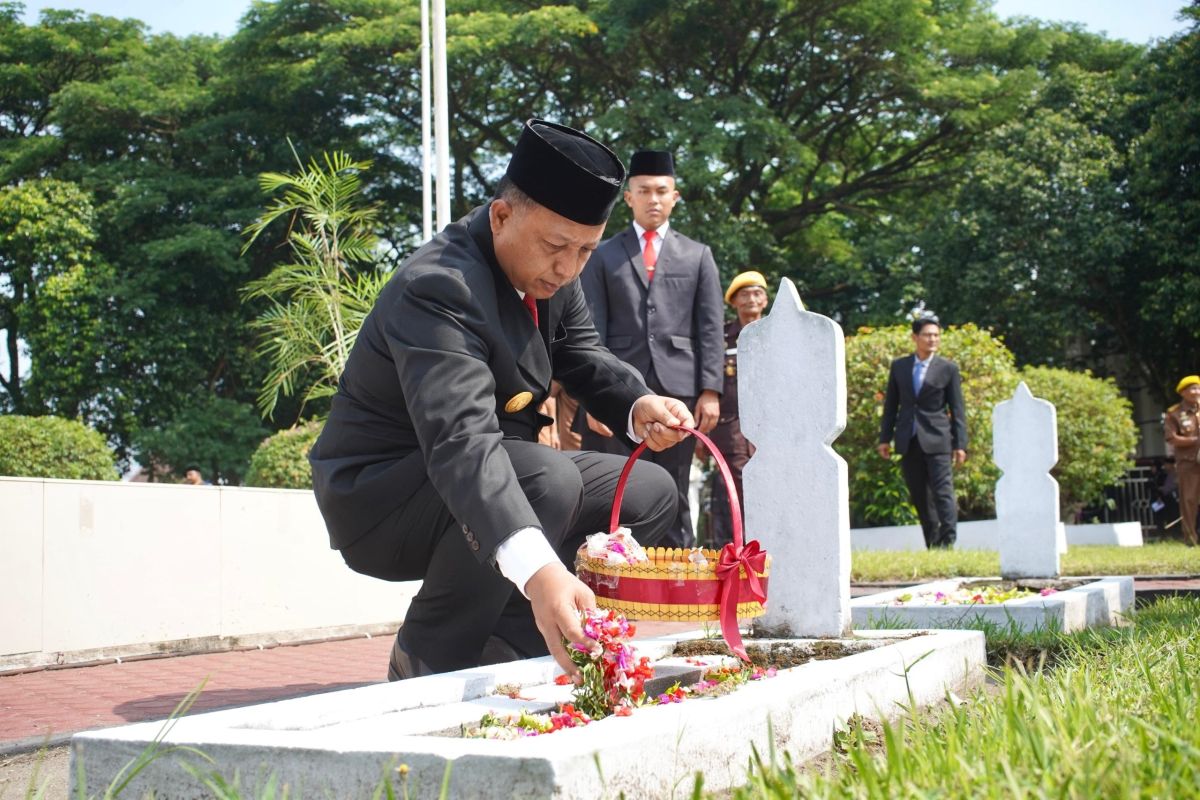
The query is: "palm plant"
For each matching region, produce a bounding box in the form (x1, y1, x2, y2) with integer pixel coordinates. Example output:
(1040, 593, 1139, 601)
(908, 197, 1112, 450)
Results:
(241, 148, 391, 420)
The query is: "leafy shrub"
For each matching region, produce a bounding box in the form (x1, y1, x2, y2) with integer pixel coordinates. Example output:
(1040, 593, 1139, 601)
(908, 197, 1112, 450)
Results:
(244, 420, 323, 489)
(840, 323, 1019, 525)
(1017, 366, 1137, 519)
(134, 395, 267, 485)
(0, 414, 118, 480)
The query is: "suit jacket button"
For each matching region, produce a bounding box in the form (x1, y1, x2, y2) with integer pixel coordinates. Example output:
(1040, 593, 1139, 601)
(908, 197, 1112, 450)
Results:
(648, 334, 655, 341)
(462, 524, 470, 534)
(470, 541, 480, 552)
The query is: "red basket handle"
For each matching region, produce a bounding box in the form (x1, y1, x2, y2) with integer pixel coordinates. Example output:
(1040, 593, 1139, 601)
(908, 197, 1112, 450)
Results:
(605, 423, 765, 662)
(608, 424, 743, 549)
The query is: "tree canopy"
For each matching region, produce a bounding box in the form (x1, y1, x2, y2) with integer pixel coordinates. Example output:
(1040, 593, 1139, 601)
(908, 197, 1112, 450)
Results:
(1, 0, 1195, 469)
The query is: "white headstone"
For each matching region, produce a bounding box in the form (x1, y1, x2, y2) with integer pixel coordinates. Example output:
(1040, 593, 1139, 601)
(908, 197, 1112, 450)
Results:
(993, 382, 1061, 578)
(739, 279, 851, 637)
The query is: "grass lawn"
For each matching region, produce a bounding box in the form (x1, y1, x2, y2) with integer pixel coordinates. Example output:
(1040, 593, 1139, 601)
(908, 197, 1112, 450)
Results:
(723, 597, 1200, 798)
(852, 541, 1200, 583)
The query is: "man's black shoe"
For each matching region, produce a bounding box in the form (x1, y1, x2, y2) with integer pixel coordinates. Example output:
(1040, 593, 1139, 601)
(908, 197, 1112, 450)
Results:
(387, 635, 434, 682)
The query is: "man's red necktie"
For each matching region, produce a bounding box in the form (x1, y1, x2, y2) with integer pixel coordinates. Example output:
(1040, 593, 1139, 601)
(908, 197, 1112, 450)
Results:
(642, 230, 657, 281)
(523, 292, 538, 327)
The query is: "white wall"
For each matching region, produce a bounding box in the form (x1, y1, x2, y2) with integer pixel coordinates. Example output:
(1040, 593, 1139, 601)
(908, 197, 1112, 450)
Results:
(851, 519, 1141, 551)
(1, 478, 418, 670)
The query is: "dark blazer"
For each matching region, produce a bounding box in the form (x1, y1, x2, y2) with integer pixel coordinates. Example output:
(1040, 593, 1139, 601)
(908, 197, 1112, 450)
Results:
(580, 225, 724, 400)
(878, 354, 968, 455)
(309, 205, 649, 558)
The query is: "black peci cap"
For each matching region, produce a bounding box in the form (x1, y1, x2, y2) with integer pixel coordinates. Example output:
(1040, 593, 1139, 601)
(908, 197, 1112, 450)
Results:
(628, 150, 675, 178)
(504, 119, 625, 225)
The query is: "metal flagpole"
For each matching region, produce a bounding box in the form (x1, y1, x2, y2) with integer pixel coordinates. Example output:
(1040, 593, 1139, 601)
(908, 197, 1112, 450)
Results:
(420, 0, 432, 241)
(432, 0, 450, 231)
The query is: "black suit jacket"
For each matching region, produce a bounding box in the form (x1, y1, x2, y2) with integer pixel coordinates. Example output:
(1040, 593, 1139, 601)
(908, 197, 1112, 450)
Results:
(878, 354, 968, 455)
(580, 225, 724, 399)
(309, 205, 649, 557)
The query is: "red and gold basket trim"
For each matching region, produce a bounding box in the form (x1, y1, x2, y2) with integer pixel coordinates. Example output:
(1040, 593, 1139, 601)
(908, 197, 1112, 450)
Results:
(578, 564, 770, 608)
(585, 597, 766, 622)
(578, 547, 772, 580)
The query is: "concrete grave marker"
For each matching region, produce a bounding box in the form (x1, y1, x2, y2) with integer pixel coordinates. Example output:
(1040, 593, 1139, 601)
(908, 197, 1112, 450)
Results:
(739, 278, 851, 637)
(993, 382, 1061, 578)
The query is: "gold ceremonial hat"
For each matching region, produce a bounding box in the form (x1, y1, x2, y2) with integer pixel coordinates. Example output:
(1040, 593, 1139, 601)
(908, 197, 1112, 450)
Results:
(724, 270, 768, 305)
(1176, 375, 1200, 394)
(504, 391, 534, 413)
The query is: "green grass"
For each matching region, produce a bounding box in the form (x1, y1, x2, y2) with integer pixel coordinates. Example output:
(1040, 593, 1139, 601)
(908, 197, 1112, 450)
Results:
(724, 597, 1200, 798)
(852, 541, 1200, 582)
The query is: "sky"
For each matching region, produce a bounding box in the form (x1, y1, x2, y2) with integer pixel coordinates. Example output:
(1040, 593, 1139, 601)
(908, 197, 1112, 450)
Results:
(16, 0, 1195, 44)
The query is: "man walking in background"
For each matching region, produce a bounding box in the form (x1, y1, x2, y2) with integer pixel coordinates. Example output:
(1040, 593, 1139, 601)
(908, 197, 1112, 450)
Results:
(579, 150, 724, 548)
(877, 315, 968, 549)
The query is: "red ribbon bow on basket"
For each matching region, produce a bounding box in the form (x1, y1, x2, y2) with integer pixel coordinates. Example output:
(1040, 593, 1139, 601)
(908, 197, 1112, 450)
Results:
(608, 424, 768, 661)
(716, 540, 768, 660)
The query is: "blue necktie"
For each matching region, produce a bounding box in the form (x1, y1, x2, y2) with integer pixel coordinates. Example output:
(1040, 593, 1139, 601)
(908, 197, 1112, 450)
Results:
(911, 360, 925, 437)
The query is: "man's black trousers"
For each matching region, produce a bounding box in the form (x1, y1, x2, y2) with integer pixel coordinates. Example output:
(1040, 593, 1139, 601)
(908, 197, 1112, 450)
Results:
(900, 437, 958, 548)
(338, 441, 676, 672)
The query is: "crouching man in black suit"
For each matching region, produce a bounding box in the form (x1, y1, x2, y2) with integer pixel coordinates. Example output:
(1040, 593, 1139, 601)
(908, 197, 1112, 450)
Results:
(308, 120, 694, 681)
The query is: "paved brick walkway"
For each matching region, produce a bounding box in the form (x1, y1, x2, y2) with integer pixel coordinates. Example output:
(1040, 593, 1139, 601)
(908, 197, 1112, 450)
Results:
(0, 621, 693, 754)
(0, 637, 393, 752)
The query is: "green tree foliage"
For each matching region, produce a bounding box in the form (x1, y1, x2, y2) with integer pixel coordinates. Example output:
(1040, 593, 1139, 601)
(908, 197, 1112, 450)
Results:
(1, 0, 1194, 460)
(241, 150, 391, 419)
(0, 178, 107, 416)
(901, 27, 1151, 377)
(0, 414, 118, 480)
(418, 0, 1041, 307)
(133, 395, 267, 485)
(1122, 7, 1200, 401)
(1017, 366, 1137, 519)
(0, 3, 146, 183)
(841, 324, 1019, 525)
(916, 33, 1141, 368)
(244, 419, 322, 489)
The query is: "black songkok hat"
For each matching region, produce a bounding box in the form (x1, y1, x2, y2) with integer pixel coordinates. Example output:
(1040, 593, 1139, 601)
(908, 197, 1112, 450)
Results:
(628, 150, 675, 177)
(504, 119, 625, 225)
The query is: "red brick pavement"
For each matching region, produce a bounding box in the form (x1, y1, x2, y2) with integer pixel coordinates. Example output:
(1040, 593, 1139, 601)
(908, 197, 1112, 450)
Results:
(0, 621, 692, 751)
(0, 637, 393, 750)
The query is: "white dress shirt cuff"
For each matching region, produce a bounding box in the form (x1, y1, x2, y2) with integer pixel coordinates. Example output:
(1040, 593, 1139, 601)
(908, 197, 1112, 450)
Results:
(627, 407, 642, 443)
(495, 527, 560, 597)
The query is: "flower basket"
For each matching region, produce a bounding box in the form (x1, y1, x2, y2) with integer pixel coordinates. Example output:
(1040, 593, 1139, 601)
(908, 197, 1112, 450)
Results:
(575, 425, 770, 659)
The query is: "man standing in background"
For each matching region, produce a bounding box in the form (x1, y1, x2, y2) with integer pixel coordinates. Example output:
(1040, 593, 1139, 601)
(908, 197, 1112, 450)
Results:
(579, 150, 724, 548)
(877, 315, 968, 549)
(707, 270, 769, 547)
(1164, 375, 1200, 547)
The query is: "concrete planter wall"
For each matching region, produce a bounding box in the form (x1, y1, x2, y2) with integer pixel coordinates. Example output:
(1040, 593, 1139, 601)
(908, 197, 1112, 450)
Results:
(850, 520, 1143, 551)
(71, 629, 985, 799)
(1, 477, 417, 671)
(850, 576, 1135, 632)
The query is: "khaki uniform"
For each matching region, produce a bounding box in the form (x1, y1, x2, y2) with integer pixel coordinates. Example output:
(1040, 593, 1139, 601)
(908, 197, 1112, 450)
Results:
(1164, 402, 1200, 546)
(708, 320, 755, 547)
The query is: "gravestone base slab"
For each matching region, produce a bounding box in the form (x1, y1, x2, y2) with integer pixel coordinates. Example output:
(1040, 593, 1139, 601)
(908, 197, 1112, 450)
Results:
(851, 576, 1134, 632)
(72, 629, 983, 799)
